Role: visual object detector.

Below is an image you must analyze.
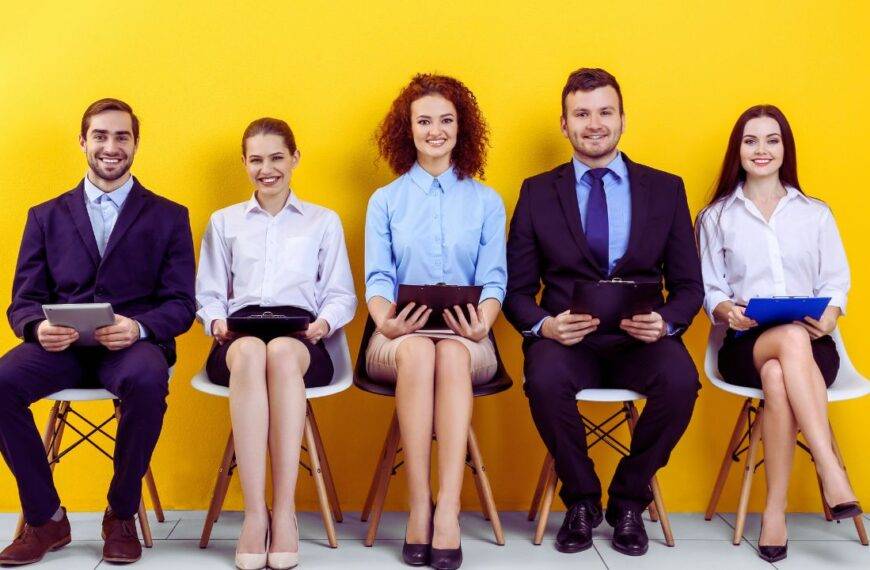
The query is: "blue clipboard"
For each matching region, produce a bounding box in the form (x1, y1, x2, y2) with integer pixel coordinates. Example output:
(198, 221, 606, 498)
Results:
(744, 296, 831, 329)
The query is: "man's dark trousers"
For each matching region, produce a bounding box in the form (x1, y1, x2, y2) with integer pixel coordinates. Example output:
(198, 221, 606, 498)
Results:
(523, 334, 699, 510)
(0, 342, 169, 526)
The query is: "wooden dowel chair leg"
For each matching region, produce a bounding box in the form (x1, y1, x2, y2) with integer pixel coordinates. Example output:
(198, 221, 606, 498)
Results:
(304, 415, 338, 548)
(706, 399, 752, 520)
(828, 422, 869, 546)
(467, 426, 504, 545)
(365, 412, 401, 547)
(307, 402, 342, 523)
(533, 463, 557, 545)
(144, 468, 164, 523)
(528, 454, 554, 522)
(138, 496, 153, 548)
(361, 414, 395, 522)
(733, 405, 764, 545)
(199, 432, 235, 548)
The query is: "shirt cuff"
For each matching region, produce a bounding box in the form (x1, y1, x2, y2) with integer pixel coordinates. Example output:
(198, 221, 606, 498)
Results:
(136, 320, 148, 340)
(824, 292, 847, 316)
(704, 292, 733, 323)
(479, 286, 506, 305)
(527, 317, 549, 337)
(197, 306, 228, 337)
(665, 322, 681, 336)
(365, 282, 395, 304)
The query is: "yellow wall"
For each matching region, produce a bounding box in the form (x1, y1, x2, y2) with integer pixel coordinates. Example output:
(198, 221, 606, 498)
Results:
(0, 1, 867, 514)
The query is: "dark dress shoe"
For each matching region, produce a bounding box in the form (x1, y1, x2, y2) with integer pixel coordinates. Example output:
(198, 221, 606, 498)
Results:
(555, 500, 603, 553)
(102, 508, 142, 564)
(606, 505, 648, 556)
(430, 544, 462, 570)
(758, 542, 788, 562)
(830, 501, 863, 520)
(0, 507, 71, 565)
(401, 541, 430, 566)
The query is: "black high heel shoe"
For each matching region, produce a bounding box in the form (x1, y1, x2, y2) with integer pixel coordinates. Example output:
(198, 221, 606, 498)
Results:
(430, 543, 462, 570)
(758, 522, 788, 563)
(402, 509, 433, 566)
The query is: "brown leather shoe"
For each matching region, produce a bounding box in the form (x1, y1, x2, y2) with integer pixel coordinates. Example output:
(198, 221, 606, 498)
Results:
(101, 508, 142, 564)
(0, 507, 71, 566)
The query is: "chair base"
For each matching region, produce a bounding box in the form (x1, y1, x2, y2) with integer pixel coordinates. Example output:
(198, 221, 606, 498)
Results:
(704, 398, 868, 546)
(199, 401, 343, 549)
(526, 401, 675, 547)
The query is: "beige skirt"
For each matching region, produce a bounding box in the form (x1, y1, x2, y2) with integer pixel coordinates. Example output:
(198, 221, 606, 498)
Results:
(365, 331, 498, 385)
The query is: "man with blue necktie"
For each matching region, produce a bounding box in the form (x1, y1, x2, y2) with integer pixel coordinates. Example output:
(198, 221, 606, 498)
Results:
(0, 98, 195, 565)
(503, 68, 703, 557)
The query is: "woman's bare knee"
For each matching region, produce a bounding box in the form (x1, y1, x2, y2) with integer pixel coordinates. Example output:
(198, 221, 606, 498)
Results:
(396, 336, 436, 367)
(760, 359, 787, 404)
(266, 337, 310, 376)
(227, 336, 267, 371)
(435, 340, 470, 370)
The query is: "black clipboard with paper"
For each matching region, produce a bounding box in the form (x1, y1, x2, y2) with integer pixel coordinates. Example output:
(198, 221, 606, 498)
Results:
(571, 279, 662, 332)
(396, 284, 483, 331)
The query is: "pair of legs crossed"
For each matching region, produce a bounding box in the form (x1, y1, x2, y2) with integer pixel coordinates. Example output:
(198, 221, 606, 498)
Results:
(365, 332, 497, 550)
(0, 342, 169, 525)
(723, 324, 856, 546)
(523, 336, 699, 511)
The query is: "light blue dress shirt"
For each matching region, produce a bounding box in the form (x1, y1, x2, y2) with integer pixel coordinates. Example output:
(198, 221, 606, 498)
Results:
(573, 152, 631, 274)
(83, 175, 147, 339)
(365, 162, 507, 305)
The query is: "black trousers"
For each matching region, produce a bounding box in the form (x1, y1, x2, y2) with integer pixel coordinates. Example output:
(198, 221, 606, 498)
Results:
(523, 334, 700, 510)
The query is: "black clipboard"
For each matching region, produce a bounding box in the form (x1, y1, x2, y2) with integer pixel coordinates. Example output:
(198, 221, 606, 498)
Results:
(227, 311, 310, 339)
(396, 284, 483, 330)
(571, 279, 662, 332)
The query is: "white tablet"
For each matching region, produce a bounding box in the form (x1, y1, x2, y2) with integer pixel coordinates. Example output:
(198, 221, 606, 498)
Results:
(42, 303, 116, 346)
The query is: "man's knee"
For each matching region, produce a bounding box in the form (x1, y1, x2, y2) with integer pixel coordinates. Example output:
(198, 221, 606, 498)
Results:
(523, 339, 583, 402)
(114, 355, 169, 404)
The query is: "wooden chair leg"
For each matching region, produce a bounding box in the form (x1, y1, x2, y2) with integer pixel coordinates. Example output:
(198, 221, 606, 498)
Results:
(307, 402, 343, 523)
(144, 468, 164, 523)
(533, 462, 557, 545)
(733, 405, 764, 545)
(16, 402, 64, 538)
(199, 431, 235, 548)
(467, 426, 504, 545)
(470, 455, 490, 521)
(138, 495, 153, 548)
(816, 470, 834, 521)
(828, 422, 869, 546)
(528, 454, 554, 521)
(365, 412, 401, 547)
(361, 414, 395, 522)
(706, 399, 752, 520)
(626, 402, 673, 546)
(304, 415, 338, 548)
(647, 499, 660, 522)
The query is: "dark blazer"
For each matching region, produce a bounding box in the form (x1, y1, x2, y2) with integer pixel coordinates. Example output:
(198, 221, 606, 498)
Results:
(6, 177, 196, 364)
(503, 154, 703, 335)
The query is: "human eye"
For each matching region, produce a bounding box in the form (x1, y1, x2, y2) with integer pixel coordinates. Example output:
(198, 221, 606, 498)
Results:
(442, 117, 454, 124)
(417, 118, 430, 126)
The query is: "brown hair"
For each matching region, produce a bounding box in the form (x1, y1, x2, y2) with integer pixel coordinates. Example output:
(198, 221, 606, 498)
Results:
(561, 68, 624, 117)
(242, 117, 298, 156)
(81, 98, 140, 141)
(377, 73, 489, 179)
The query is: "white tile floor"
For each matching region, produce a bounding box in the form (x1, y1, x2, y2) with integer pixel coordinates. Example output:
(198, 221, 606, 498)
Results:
(1, 511, 868, 569)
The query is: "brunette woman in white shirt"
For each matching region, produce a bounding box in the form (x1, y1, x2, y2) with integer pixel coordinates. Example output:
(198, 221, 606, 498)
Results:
(196, 118, 356, 570)
(697, 105, 859, 563)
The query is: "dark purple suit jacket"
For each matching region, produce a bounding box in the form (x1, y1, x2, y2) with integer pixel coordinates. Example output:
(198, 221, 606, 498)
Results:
(503, 154, 703, 336)
(6, 177, 196, 364)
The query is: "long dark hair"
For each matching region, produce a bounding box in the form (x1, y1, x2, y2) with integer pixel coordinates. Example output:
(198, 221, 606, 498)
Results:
(705, 104, 802, 208)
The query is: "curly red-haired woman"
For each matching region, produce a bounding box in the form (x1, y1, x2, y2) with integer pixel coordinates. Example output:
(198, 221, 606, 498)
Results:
(364, 74, 506, 570)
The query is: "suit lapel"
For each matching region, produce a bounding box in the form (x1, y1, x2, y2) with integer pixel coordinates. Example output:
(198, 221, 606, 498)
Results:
(554, 161, 601, 272)
(101, 178, 149, 262)
(62, 182, 101, 267)
(611, 154, 649, 275)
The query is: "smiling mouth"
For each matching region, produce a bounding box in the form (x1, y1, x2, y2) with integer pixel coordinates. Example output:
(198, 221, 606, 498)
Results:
(99, 157, 123, 165)
(259, 176, 280, 185)
(426, 139, 447, 147)
(583, 134, 607, 141)
(751, 158, 773, 165)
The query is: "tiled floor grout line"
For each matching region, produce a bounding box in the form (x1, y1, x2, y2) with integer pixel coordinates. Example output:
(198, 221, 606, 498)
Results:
(591, 541, 611, 569)
(161, 517, 181, 539)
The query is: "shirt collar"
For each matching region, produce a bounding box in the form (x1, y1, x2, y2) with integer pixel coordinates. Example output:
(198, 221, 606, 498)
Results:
(572, 152, 627, 186)
(83, 174, 135, 207)
(728, 183, 808, 209)
(408, 161, 460, 194)
(244, 190, 304, 216)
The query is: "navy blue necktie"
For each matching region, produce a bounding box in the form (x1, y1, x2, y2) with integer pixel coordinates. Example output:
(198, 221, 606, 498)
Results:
(584, 168, 610, 275)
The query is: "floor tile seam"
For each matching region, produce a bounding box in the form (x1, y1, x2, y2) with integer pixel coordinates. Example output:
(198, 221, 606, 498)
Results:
(591, 541, 611, 569)
(161, 517, 181, 539)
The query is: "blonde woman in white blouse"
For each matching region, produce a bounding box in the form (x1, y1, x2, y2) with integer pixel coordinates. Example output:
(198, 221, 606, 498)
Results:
(697, 105, 858, 563)
(196, 118, 356, 570)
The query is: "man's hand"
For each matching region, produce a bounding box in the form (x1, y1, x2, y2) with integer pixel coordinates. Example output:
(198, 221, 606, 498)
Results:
(94, 314, 140, 351)
(37, 320, 78, 352)
(541, 310, 599, 346)
(620, 312, 667, 343)
(302, 318, 330, 344)
(211, 319, 237, 345)
(378, 302, 432, 340)
(443, 304, 489, 342)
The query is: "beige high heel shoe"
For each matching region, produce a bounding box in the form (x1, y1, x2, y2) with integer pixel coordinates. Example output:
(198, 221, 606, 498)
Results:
(267, 514, 299, 570)
(235, 514, 269, 570)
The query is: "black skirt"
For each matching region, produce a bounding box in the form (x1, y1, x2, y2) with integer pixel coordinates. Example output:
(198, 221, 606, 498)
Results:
(205, 305, 333, 388)
(718, 327, 839, 389)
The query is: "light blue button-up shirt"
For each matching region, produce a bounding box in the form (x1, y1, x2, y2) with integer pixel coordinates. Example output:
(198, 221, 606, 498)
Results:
(83, 174, 147, 339)
(365, 162, 507, 305)
(573, 152, 631, 275)
(83, 174, 135, 256)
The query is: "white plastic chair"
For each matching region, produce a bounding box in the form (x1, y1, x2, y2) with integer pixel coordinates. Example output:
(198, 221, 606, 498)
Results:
(703, 325, 869, 545)
(14, 367, 175, 547)
(527, 387, 675, 546)
(193, 330, 353, 549)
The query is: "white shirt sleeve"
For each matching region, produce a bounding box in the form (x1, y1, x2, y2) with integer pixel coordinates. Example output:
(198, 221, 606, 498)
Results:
(315, 212, 358, 337)
(195, 214, 232, 336)
(697, 208, 734, 323)
(815, 208, 850, 313)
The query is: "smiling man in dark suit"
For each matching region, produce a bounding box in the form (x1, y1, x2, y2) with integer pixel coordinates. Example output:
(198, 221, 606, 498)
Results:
(0, 98, 195, 565)
(503, 68, 703, 556)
